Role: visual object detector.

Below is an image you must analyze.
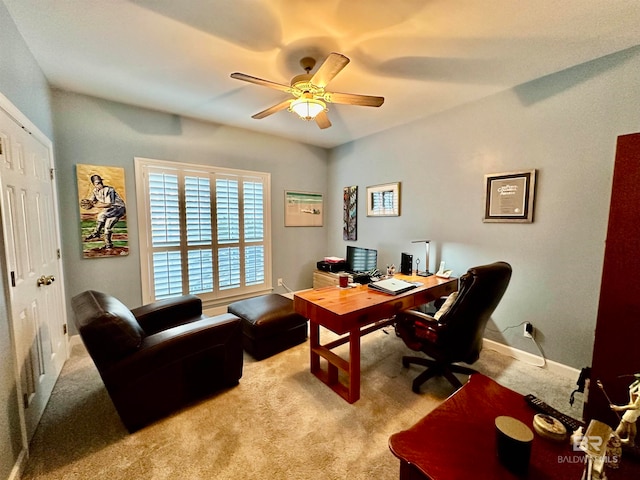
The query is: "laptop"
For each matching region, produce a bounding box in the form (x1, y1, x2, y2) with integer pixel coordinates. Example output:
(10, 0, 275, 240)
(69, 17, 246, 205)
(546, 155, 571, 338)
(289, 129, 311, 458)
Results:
(368, 278, 417, 295)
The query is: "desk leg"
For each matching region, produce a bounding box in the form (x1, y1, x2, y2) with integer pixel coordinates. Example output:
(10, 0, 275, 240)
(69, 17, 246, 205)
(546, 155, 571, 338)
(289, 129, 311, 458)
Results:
(310, 322, 339, 387)
(310, 321, 320, 373)
(309, 323, 362, 403)
(348, 327, 361, 403)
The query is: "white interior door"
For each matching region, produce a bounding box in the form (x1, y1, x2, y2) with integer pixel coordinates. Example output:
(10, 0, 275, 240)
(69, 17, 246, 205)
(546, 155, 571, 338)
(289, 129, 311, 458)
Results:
(0, 105, 67, 440)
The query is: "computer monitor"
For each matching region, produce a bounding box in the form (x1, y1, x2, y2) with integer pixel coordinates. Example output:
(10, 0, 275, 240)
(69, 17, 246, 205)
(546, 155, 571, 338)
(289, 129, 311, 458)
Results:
(346, 246, 377, 273)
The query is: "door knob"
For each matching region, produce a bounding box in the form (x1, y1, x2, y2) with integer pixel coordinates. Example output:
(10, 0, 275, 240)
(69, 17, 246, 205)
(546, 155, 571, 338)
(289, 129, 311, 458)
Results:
(36, 275, 55, 287)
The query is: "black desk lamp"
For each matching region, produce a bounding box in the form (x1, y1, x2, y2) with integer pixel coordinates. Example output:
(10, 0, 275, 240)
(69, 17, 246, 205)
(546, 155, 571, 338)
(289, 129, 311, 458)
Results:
(412, 240, 433, 276)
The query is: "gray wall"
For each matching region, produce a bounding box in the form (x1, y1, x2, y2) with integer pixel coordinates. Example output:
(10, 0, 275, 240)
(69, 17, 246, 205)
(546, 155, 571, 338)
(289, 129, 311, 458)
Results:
(51, 90, 329, 327)
(327, 46, 640, 369)
(0, 2, 54, 477)
(0, 4, 53, 139)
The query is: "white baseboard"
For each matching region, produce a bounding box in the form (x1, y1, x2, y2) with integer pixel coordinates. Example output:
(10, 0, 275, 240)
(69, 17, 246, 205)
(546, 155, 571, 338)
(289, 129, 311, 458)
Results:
(8, 447, 27, 480)
(483, 338, 580, 381)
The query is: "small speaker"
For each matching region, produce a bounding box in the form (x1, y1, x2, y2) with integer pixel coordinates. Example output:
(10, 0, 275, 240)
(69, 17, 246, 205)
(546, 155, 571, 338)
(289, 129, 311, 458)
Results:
(400, 252, 413, 275)
(495, 416, 533, 475)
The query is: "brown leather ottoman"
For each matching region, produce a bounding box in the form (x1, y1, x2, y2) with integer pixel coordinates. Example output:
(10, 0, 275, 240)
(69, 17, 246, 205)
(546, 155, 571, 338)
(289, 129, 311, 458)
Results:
(227, 294, 308, 360)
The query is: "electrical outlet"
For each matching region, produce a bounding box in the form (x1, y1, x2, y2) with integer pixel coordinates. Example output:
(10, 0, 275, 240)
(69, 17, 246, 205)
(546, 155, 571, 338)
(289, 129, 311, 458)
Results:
(523, 322, 534, 338)
(277, 278, 283, 286)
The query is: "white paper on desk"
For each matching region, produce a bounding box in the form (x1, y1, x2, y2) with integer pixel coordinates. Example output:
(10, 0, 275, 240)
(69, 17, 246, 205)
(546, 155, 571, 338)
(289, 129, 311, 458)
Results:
(368, 278, 417, 295)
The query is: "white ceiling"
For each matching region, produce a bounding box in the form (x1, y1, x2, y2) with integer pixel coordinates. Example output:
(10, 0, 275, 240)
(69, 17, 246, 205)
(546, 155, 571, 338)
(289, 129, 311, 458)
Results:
(4, 1, 640, 148)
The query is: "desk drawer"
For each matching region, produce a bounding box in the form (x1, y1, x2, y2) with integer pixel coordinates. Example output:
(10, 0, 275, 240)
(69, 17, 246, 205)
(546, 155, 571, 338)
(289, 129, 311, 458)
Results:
(411, 281, 456, 306)
(355, 295, 414, 327)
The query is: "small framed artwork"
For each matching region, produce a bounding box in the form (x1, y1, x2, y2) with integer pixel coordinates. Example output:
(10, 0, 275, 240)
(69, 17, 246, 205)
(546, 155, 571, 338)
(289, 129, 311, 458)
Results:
(483, 169, 537, 223)
(367, 182, 400, 217)
(343, 186, 357, 240)
(284, 190, 323, 227)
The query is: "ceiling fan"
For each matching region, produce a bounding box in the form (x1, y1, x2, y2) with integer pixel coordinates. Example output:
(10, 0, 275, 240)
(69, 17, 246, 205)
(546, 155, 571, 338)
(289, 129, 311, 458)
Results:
(230, 52, 384, 129)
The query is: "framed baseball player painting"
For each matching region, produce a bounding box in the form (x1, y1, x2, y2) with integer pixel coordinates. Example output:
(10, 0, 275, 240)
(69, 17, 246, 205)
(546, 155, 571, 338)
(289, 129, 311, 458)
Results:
(76, 164, 129, 258)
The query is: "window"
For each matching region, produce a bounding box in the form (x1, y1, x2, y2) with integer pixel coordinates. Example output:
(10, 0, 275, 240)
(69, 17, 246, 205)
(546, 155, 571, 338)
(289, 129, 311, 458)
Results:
(135, 157, 271, 305)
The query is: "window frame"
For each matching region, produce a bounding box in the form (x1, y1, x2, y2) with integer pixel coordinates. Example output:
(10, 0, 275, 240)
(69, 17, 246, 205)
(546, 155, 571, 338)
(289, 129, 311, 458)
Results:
(134, 157, 272, 307)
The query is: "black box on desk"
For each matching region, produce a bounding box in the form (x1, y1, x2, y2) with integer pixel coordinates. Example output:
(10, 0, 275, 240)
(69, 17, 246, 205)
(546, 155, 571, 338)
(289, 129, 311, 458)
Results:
(351, 273, 372, 284)
(317, 261, 348, 272)
(401, 253, 413, 275)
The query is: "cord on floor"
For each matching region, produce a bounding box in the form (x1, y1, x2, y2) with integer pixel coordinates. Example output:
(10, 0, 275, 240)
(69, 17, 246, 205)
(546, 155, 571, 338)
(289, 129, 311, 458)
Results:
(527, 335, 547, 368)
(486, 321, 547, 368)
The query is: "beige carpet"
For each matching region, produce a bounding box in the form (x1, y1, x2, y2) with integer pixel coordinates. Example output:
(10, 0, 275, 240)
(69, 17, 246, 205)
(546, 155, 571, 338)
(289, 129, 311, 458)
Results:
(22, 329, 584, 480)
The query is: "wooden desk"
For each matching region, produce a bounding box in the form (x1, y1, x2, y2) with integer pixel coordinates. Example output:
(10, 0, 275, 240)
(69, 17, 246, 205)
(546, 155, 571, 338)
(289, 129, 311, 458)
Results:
(389, 374, 638, 480)
(294, 274, 457, 403)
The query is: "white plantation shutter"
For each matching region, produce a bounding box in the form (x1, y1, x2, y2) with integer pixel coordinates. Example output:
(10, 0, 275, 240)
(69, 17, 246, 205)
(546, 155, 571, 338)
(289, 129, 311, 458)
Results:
(245, 245, 264, 285)
(244, 181, 264, 241)
(185, 175, 212, 245)
(243, 180, 265, 285)
(188, 249, 213, 294)
(185, 175, 213, 294)
(216, 177, 240, 244)
(149, 172, 180, 245)
(153, 251, 182, 297)
(216, 177, 240, 290)
(149, 172, 181, 298)
(136, 158, 271, 304)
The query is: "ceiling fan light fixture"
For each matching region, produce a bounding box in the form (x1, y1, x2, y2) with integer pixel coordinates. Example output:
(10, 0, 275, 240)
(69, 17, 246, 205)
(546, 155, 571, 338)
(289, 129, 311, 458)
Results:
(290, 97, 326, 120)
(231, 52, 383, 129)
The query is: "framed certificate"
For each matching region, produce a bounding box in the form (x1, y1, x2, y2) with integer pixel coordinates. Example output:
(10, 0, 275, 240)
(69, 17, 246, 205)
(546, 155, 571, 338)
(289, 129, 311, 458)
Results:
(483, 170, 536, 223)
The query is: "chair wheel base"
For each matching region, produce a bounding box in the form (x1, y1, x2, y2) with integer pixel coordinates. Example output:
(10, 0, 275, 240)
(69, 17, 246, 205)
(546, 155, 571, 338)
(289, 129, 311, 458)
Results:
(402, 354, 477, 393)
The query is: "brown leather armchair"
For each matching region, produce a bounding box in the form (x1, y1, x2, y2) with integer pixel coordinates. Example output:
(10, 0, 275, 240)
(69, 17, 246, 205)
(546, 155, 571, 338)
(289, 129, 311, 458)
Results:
(395, 261, 512, 393)
(71, 290, 243, 431)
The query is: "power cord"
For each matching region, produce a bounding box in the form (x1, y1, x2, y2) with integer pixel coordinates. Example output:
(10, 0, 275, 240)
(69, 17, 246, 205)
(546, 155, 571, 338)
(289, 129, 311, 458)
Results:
(486, 321, 529, 334)
(527, 335, 547, 368)
(486, 321, 547, 368)
(280, 281, 293, 293)
(569, 367, 591, 406)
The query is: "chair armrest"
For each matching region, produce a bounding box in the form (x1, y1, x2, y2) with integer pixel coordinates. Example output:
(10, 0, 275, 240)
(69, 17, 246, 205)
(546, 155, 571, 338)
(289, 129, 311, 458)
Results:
(396, 309, 445, 348)
(402, 309, 438, 323)
(101, 313, 241, 386)
(132, 295, 203, 334)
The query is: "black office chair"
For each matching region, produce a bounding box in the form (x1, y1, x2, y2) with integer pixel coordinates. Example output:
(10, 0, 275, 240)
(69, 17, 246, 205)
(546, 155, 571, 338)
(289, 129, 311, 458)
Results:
(395, 261, 512, 393)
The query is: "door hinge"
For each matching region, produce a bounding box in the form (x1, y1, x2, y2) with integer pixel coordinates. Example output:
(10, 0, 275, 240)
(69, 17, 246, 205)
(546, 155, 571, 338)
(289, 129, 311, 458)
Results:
(50, 168, 54, 180)
(10, 271, 15, 287)
(57, 248, 61, 259)
(63, 324, 67, 335)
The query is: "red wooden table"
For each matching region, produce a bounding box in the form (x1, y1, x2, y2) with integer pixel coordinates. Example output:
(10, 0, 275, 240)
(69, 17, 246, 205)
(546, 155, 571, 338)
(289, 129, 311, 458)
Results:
(389, 374, 638, 479)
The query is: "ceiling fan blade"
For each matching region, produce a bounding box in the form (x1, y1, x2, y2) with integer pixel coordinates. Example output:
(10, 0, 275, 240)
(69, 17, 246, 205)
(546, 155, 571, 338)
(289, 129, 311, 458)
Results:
(315, 111, 331, 129)
(251, 99, 292, 119)
(230, 72, 291, 93)
(325, 92, 385, 107)
(310, 53, 350, 88)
